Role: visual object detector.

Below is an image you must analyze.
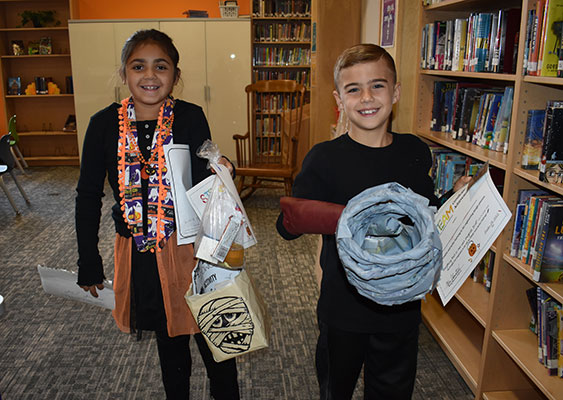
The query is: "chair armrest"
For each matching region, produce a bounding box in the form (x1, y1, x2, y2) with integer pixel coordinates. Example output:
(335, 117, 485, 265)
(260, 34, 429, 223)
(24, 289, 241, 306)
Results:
(233, 132, 249, 140)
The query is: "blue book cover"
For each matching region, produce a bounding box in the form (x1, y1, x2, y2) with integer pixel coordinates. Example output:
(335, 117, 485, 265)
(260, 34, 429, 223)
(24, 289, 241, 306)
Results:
(522, 109, 546, 169)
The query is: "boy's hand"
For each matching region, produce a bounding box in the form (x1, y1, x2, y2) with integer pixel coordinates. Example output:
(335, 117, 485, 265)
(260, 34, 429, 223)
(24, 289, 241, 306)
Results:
(453, 176, 473, 192)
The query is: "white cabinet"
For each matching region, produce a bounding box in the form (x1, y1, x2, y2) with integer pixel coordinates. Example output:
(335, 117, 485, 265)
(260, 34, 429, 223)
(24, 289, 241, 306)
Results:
(69, 19, 250, 160)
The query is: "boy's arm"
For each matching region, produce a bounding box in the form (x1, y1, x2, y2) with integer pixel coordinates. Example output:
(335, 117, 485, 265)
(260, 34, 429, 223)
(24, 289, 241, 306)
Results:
(276, 145, 330, 240)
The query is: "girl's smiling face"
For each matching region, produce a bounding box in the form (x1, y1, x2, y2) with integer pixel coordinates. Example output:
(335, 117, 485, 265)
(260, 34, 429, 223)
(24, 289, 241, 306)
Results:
(122, 41, 179, 119)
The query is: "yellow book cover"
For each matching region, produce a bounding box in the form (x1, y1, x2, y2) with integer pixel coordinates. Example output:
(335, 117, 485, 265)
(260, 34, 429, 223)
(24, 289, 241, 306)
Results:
(458, 19, 468, 71)
(540, 0, 563, 76)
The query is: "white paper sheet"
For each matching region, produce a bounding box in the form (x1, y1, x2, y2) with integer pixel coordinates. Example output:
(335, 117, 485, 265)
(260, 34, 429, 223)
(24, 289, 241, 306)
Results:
(37, 265, 115, 310)
(186, 175, 216, 219)
(435, 168, 511, 305)
(164, 143, 200, 245)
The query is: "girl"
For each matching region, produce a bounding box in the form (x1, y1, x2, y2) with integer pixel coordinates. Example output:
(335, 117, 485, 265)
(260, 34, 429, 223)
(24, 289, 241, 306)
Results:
(75, 29, 240, 399)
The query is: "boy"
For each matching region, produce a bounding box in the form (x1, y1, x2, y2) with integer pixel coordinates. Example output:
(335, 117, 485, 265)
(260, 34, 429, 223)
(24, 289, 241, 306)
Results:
(276, 44, 439, 399)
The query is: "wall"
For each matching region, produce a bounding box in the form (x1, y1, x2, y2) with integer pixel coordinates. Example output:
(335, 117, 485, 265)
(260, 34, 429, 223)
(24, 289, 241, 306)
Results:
(74, 0, 250, 19)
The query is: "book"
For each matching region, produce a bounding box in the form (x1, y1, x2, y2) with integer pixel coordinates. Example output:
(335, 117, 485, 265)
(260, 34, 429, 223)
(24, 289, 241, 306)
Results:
(452, 18, 468, 72)
(545, 298, 560, 375)
(529, 0, 546, 76)
(511, 203, 527, 257)
(533, 201, 563, 282)
(526, 287, 538, 334)
(499, 8, 522, 74)
(539, 104, 563, 182)
(558, 308, 563, 377)
(522, 8, 536, 75)
(539, 0, 563, 76)
(7, 77, 21, 95)
(474, 13, 493, 72)
(481, 92, 503, 149)
(522, 109, 547, 169)
(458, 88, 484, 141)
(491, 86, 514, 153)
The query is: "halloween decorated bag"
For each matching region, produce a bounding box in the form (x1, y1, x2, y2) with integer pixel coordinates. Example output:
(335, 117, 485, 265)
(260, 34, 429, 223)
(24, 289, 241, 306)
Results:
(185, 268, 270, 362)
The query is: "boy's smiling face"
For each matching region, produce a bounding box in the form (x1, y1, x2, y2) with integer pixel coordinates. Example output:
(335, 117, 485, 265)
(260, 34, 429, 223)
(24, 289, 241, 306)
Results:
(333, 59, 400, 145)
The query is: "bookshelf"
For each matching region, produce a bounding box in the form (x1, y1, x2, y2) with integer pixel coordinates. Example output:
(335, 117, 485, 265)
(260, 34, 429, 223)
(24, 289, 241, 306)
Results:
(0, 0, 78, 166)
(251, 1, 311, 89)
(415, 0, 563, 399)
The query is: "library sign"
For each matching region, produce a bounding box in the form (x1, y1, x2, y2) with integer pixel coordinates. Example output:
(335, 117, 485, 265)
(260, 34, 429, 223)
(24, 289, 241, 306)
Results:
(435, 165, 511, 305)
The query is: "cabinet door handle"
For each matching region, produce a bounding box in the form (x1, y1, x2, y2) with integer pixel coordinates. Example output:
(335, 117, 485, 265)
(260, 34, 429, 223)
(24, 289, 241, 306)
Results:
(204, 85, 211, 102)
(115, 87, 120, 103)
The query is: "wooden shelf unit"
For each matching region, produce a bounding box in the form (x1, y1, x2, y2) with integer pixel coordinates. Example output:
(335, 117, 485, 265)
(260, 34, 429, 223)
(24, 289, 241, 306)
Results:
(415, 1, 563, 399)
(0, 0, 77, 166)
(250, 0, 312, 89)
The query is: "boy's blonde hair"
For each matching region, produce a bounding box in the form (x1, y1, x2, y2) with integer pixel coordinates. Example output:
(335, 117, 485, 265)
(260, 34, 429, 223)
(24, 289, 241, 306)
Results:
(333, 44, 397, 91)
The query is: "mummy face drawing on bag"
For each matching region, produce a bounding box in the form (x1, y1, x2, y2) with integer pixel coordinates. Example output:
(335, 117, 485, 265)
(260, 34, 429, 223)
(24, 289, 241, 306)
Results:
(197, 296, 254, 354)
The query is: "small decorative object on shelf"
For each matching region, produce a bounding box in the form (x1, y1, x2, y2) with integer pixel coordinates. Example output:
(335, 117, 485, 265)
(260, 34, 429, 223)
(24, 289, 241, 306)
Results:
(34, 76, 47, 94)
(65, 76, 73, 94)
(39, 37, 52, 55)
(18, 10, 60, 28)
(62, 114, 76, 132)
(27, 41, 39, 55)
(24, 81, 35, 95)
(10, 40, 25, 55)
(7, 77, 21, 95)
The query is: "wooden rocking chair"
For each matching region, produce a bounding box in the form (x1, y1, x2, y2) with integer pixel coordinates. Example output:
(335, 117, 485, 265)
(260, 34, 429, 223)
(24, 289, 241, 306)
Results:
(232, 80, 306, 200)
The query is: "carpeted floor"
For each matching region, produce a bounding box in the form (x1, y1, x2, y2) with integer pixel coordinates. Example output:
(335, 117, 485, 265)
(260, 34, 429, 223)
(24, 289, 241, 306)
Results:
(0, 167, 474, 399)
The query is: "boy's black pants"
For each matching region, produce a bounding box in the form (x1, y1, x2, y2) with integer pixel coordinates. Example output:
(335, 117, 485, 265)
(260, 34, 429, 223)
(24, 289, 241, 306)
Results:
(155, 330, 240, 400)
(316, 321, 419, 400)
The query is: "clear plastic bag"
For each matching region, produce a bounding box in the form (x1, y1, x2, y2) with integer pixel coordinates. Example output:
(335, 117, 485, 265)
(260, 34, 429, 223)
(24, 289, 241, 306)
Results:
(194, 140, 256, 266)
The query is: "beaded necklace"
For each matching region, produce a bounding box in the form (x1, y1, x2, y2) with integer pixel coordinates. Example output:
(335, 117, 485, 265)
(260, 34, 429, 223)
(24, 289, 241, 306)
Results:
(117, 96, 175, 252)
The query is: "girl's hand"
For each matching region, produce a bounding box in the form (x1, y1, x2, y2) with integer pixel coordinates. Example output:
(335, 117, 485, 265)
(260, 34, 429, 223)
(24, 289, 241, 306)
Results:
(217, 156, 234, 177)
(80, 283, 105, 298)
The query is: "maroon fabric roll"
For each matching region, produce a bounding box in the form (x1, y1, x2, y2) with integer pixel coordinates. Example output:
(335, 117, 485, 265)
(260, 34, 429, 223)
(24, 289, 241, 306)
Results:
(280, 196, 345, 235)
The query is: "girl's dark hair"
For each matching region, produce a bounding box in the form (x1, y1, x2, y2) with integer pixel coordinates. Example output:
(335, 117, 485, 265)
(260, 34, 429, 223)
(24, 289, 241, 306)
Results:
(119, 29, 180, 79)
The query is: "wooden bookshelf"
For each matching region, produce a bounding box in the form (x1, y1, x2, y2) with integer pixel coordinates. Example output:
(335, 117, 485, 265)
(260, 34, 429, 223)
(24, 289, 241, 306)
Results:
(251, 1, 312, 89)
(0, 0, 77, 166)
(415, 1, 563, 399)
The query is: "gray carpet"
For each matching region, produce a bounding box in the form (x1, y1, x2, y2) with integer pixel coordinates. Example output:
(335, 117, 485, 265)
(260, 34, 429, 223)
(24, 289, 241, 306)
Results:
(0, 167, 474, 399)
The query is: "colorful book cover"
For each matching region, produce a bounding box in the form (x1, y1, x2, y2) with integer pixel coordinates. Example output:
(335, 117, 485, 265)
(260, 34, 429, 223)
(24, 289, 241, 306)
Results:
(492, 86, 514, 153)
(540, 105, 563, 182)
(546, 299, 560, 375)
(557, 308, 563, 377)
(482, 93, 503, 149)
(539, 0, 563, 76)
(533, 202, 563, 282)
(522, 109, 547, 169)
(529, 0, 546, 75)
(511, 203, 527, 257)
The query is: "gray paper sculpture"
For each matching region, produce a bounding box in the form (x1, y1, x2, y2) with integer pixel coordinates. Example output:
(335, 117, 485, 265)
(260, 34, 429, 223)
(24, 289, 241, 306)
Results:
(336, 182, 442, 306)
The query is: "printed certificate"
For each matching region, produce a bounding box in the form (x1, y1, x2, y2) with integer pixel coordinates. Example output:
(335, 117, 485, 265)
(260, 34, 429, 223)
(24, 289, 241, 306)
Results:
(435, 166, 511, 305)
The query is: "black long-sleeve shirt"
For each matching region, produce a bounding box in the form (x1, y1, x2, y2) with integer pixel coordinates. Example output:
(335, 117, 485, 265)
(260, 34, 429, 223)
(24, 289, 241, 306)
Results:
(277, 133, 439, 333)
(75, 100, 212, 286)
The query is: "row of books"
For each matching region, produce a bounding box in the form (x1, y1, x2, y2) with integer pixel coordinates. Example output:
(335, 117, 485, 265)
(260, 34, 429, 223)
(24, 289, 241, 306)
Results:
(526, 287, 563, 377)
(522, 0, 563, 77)
(255, 115, 281, 137)
(510, 189, 563, 283)
(252, 0, 311, 17)
(420, 9, 520, 74)
(256, 135, 281, 156)
(471, 250, 495, 292)
(254, 93, 301, 112)
(521, 101, 563, 181)
(254, 21, 311, 42)
(252, 70, 310, 88)
(431, 81, 514, 153)
(253, 46, 311, 67)
(428, 143, 483, 196)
